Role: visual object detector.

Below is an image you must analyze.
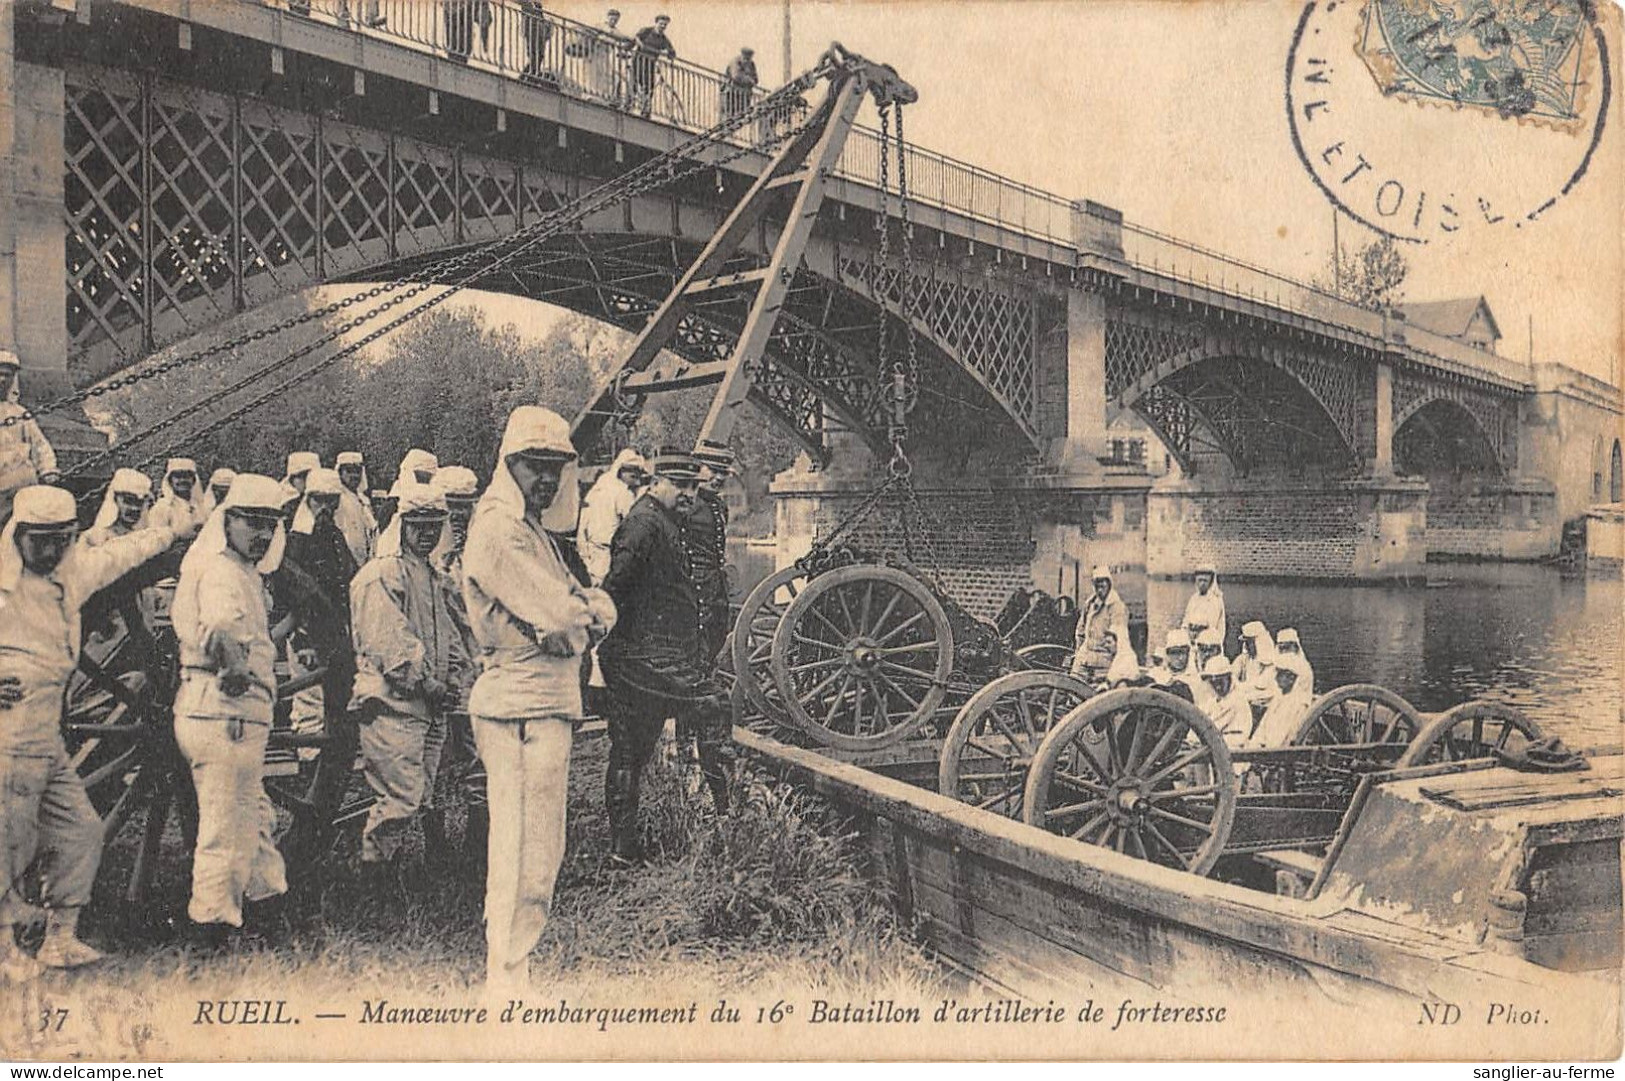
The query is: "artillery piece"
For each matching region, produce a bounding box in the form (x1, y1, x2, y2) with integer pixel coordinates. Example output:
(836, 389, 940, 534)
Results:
(728, 550, 1083, 752)
(728, 558, 1551, 882)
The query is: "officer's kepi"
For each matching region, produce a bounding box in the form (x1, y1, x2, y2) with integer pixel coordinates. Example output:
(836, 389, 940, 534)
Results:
(692, 443, 736, 476)
(650, 451, 702, 481)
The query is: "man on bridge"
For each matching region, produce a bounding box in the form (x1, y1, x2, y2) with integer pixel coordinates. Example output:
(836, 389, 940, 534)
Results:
(628, 14, 676, 118)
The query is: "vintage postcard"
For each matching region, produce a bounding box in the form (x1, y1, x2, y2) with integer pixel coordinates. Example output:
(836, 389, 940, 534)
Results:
(0, 0, 1621, 1064)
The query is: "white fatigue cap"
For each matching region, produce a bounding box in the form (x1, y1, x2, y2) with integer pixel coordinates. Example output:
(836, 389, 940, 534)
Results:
(11, 485, 77, 526)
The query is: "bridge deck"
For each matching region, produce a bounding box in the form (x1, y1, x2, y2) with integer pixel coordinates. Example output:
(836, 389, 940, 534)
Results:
(81, 0, 1535, 394)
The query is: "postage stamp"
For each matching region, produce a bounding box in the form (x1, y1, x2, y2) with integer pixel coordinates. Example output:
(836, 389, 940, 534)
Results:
(1285, 0, 1612, 241)
(1357, 0, 1597, 129)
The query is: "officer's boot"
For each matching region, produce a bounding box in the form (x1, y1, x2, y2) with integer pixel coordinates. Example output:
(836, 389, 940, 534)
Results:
(604, 765, 643, 866)
(358, 856, 400, 902)
(463, 804, 489, 872)
(421, 809, 451, 867)
(242, 894, 291, 947)
(697, 740, 731, 816)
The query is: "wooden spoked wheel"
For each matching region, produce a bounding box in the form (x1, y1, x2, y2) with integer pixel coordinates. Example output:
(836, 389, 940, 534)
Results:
(769, 565, 954, 751)
(937, 670, 1094, 816)
(61, 643, 192, 921)
(1397, 701, 1545, 768)
(1290, 684, 1423, 747)
(1021, 687, 1238, 876)
(262, 666, 371, 871)
(1012, 642, 1074, 673)
(64, 658, 163, 844)
(729, 565, 806, 727)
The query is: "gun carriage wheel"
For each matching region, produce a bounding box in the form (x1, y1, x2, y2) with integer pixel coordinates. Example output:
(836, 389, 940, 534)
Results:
(937, 670, 1094, 816)
(1289, 684, 1423, 747)
(62, 648, 183, 919)
(1397, 701, 1545, 768)
(1021, 688, 1238, 876)
(729, 565, 808, 729)
(769, 564, 954, 751)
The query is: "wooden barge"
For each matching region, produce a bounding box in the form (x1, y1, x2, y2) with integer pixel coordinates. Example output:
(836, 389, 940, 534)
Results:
(737, 726, 1623, 1052)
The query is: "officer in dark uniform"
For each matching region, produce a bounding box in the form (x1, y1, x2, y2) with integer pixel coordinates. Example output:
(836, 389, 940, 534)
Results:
(598, 449, 733, 865)
(686, 443, 734, 671)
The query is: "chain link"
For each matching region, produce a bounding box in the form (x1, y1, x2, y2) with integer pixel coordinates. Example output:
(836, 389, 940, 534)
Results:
(873, 101, 893, 454)
(16, 69, 823, 439)
(888, 103, 942, 589)
(803, 85, 935, 575)
(896, 104, 919, 440)
(66, 75, 826, 497)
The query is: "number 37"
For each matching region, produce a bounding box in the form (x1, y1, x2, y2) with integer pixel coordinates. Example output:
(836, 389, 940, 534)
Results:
(39, 1006, 69, 1032)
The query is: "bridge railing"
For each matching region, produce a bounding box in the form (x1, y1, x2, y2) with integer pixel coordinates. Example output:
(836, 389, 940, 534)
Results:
(1118, 221, 1391, 340)
(242, 0, 1079, 243)
(1402, 323, 1533, 388)
(231, 0, 1530, 385)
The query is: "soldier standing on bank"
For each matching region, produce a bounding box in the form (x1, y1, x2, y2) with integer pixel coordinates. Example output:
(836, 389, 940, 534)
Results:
(598, 449, 732, 866)
(686, 444, 735, 672)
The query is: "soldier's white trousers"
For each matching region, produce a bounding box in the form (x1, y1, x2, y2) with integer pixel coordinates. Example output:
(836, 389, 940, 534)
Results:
(472, 715, 572, 981)
(358, 708, 446, 861)
(0, 747, 101, 922)
(174, 714, 287, 926)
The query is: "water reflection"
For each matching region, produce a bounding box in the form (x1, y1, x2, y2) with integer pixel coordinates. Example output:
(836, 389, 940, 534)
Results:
(1128, 565, 1622, 748)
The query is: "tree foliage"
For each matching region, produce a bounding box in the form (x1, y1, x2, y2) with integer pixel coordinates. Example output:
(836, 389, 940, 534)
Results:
(1321, 232, 1410, 313)
(93, 292, 801, 525)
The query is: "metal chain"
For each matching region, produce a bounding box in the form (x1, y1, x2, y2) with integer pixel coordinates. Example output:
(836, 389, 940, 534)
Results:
(873, 101, 892, 401)
(15, 68, 824, 436)
(887, 102, 944, 593)
(78, 113, 818, 491)
(67, 78, 825, 494)
(896, 104, 920, 435)
(884, 105, 949, 594)
(803, 95, 932, 571)
(793, 472, 907, 576)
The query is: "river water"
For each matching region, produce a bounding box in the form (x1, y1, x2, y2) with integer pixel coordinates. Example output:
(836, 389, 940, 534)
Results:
(1136, 564, 1622, 750)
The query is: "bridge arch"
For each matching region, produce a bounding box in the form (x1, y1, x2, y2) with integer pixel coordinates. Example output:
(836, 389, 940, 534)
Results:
(1113, 337, 1362, 475)
(1393, 397, 1505, 477)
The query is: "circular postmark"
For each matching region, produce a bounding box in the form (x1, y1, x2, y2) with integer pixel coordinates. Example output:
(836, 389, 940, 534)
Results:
(1286, 0, 1611, 241)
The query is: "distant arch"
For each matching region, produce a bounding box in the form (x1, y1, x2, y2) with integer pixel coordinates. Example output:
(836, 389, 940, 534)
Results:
(1611, 439, 1622, 503)
(1394, 398, 1505, 477)
(1122, 353, 1360, 474)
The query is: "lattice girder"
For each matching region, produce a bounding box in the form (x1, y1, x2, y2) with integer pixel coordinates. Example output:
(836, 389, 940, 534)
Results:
(477, 231, 1023, 460)
(1109, 305, 1368, 466)
(1132, 355, 1362, 474)
(1392, 366, 1518, 474)
(63, 57, 1046, 463)
(64, 68, 146, 354)
(474, 234, 886, 460)
(65, 62, 570, 380)
(834, 253, 1040, 443)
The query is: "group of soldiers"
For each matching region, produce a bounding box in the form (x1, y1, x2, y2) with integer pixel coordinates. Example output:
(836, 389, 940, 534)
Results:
(1068, 563, 1319, 751)
(0, 391, 742, 991)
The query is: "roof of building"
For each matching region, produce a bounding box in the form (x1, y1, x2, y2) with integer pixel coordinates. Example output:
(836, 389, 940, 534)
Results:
(1399, 296, 1502, 342)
